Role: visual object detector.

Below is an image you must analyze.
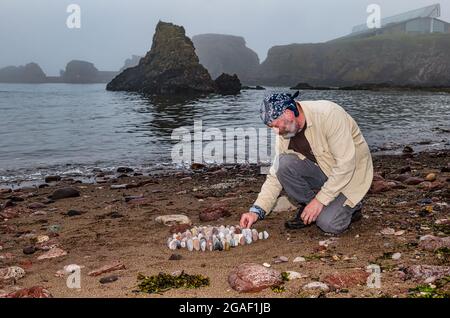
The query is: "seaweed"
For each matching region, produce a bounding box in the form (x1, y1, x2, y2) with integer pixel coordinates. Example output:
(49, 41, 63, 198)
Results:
(271, 285, 286, 293)
(408, 276, 450, 298)
(281, 272, 290, 282)
(136, 271, 210, 294)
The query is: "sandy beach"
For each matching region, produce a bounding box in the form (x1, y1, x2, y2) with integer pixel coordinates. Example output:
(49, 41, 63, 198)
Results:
(0, 150, 449, 298)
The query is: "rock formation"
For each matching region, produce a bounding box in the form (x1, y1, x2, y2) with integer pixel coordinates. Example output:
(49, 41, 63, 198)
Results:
(214, 73, 241, 95)
(192, 33, 260, 84)
(0, 63, 46, 83)
(258, 33, 450, 87)
(107, 21, 217, 95)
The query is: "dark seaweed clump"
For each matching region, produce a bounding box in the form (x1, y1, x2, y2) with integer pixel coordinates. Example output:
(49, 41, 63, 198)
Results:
(137, 271, 210, 294)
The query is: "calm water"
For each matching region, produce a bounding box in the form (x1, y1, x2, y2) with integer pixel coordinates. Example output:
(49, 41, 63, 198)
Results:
(0, 83, 449, 184)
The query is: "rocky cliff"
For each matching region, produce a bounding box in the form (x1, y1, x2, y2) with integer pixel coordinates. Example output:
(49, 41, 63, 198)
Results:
(107, 21, 216, 95)
(258, 33, 450, 87)
(0, 63, 46, 83)
(192, 34, 260, 84)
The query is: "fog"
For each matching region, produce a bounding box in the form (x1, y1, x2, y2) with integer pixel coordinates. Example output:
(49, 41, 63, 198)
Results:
(1, 0, 449, 75)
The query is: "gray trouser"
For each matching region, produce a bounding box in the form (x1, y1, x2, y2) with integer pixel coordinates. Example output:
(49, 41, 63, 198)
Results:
(276, 154, 361, 234)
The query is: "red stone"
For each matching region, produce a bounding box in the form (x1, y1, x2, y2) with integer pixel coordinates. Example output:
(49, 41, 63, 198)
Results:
(322, 270, 370, 289)
(369, 180, 392, 194)
(228, 263, 282, 293)
(2, 286, 52, 298)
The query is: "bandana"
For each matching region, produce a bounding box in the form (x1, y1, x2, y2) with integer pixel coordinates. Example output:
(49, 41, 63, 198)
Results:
(259, 91, 300, 125)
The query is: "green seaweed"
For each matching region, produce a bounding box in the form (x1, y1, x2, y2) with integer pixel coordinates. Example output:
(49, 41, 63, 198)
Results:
(281, 272, 290, 282)
(136, 271, 210, 294)
(271, 285, 286, 293)
(408, 276, 450, 298)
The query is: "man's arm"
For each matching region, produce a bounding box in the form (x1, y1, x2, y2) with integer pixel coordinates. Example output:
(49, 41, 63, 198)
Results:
(315, 108, 356, 206)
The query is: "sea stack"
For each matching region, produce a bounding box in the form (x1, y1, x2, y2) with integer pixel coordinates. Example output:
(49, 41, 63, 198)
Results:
(106, 21, 216, 95)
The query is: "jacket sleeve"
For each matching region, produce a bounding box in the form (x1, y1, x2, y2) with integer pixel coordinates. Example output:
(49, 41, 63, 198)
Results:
(253, 155, 283, 216)
(315, 108, 357, 206)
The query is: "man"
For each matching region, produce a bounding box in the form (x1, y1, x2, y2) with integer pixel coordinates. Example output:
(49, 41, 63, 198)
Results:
(239, 91, 373, 234)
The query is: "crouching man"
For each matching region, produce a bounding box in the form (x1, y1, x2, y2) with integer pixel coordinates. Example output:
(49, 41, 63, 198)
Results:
(240, 92, 373, 234)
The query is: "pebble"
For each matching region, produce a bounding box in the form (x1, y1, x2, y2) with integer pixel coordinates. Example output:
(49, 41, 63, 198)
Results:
(425, 173, 437, 182)
(293, 256, 306, 263)
(99, 275, 118, 284)
(166, 225, 269, 252)
(49, 187, 80, 200)
(23, 246, 36, 255)
(285, 271, 307, 280)
(37, 248, 67, 260)
(263, 263, 271, 268)
(302, 282, 330, 292)
(380, 227, 396, 235)
(392, 252, 402, 260)
(0, 266, 26, 281)
(67, 210, 82, 217)
(155, 214, 192, 226)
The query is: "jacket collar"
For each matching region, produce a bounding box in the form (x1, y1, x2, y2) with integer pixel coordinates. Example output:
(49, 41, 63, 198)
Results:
(298, 101, 313, 128)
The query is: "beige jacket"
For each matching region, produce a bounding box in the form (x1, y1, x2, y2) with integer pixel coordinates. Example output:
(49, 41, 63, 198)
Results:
(254, 100, 373, 215)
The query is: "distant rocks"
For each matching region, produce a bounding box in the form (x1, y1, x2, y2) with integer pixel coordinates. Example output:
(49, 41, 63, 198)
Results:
(61, 60, 117, 83)
(228, 263, 282, 293)
(214, 73, 241, 95)
(0, 62, 46, 83)
(49, 187, 80, 200)
(193, 33, 260, 84)
(120, 55, 142, 72)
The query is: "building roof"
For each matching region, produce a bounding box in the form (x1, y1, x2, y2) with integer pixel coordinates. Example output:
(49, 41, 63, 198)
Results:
(351, 3, 441, 34)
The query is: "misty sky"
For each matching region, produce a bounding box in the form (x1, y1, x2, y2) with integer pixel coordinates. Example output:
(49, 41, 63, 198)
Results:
(1, 0, 449, 75)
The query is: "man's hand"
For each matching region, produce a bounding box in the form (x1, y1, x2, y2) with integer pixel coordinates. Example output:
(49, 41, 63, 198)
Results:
(240, 212, 259, 229)
(301, 198, 324, 225)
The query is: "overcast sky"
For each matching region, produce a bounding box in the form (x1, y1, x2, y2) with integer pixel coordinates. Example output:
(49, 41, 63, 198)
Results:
(1, 0, 449, 75)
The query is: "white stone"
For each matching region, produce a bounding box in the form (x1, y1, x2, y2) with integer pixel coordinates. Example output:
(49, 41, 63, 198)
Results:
(293, 257, 306, 263)
(303, 282, 330, 292)
(286, 271, 307, 280)
(392, 252, 402, 260)
(155, 214, 192, 226)
(262, 263, 271, 268)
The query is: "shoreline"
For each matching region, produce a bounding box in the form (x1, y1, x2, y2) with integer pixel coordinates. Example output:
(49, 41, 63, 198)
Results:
(0, 149, 449, 298)
(1, 145, 449, 191)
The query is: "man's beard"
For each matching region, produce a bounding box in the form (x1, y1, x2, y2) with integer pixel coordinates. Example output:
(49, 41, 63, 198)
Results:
(281, 121, 299, 139)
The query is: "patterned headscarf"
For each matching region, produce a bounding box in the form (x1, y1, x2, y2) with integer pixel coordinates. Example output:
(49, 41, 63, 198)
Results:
(260, 91, 300, 125)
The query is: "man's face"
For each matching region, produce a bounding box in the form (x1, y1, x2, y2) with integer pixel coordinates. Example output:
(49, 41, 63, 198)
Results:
(268, 110, 299, 139)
